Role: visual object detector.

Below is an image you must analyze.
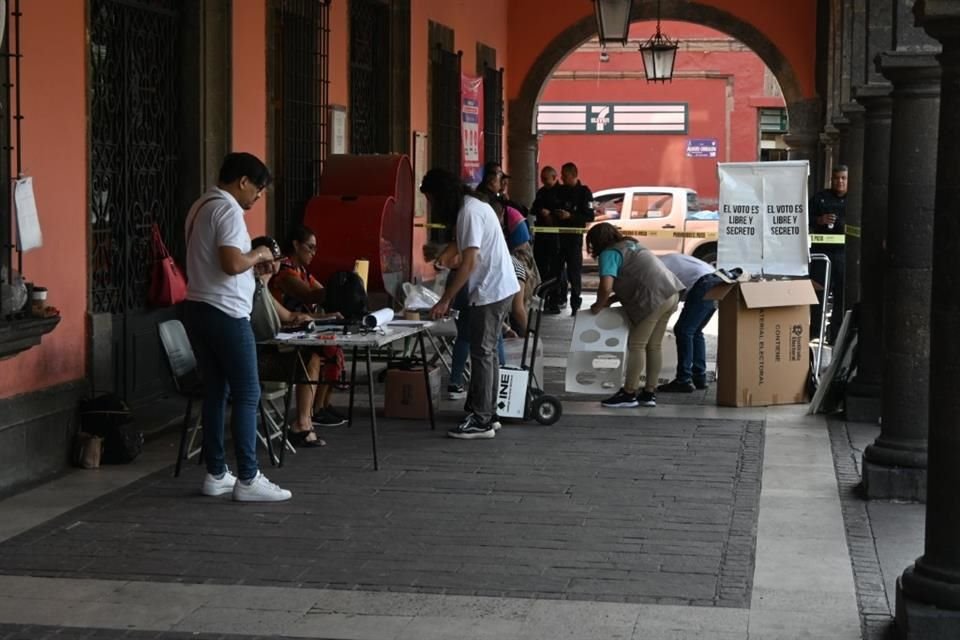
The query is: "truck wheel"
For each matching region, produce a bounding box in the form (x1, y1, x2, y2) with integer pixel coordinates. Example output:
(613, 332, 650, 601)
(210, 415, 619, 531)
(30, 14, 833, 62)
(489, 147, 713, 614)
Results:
(694, 244, 718, 266)
(532, 395, 562, 425)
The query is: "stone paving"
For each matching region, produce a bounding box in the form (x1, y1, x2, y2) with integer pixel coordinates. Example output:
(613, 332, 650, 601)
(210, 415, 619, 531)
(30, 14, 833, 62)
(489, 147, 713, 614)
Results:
(0, 625, 319, 640)
(0, 411, 762, 608)
(0, 293, 877, 639)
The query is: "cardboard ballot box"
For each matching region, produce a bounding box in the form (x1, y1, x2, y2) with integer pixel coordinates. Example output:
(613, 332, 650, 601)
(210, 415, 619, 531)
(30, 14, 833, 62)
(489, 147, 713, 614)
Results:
(706, 279, 818, 407)
(384, 364, 441, 419)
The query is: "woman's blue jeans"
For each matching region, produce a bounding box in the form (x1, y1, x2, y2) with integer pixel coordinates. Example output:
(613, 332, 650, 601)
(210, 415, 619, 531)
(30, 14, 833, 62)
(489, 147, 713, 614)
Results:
(450, 305, 505, 386)
(184, 301, 261, 481)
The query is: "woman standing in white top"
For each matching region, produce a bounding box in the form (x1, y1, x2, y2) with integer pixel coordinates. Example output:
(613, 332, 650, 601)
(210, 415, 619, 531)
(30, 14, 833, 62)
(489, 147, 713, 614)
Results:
(183, 152, 292, 502)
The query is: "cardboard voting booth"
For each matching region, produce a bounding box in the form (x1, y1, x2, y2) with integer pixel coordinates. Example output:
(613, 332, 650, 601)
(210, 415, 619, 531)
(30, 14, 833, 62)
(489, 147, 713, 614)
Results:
(717, 161, 810, 277)
(564, 308, 630, 394)
(711, 161, 817, 407)
(706, 279, 818, 407)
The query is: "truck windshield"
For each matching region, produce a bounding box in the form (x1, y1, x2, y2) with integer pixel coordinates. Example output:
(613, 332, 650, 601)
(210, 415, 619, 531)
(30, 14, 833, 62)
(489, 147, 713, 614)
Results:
(686, 191, 700, 215)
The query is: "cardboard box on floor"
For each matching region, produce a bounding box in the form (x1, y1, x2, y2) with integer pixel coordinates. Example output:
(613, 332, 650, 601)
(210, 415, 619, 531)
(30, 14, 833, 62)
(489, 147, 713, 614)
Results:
(706, 279, 818, 407)
(384, 365, 441, 419)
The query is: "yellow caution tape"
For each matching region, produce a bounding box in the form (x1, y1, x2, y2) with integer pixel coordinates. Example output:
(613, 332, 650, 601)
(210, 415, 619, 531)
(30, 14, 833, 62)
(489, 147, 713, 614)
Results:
(531, 226, 587, 235)
(845, 224, 861, 238)
(417, 222, 719, 240)
(810, 234, 846, 244)
(533, 226, 719, 240)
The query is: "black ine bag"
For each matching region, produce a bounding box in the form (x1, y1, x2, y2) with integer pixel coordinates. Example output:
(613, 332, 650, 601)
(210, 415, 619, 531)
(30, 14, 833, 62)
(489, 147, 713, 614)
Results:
(78, 394, 144, 464)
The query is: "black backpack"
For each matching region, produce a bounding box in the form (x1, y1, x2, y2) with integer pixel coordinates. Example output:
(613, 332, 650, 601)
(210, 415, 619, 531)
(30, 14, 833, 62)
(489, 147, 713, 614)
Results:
(324, 271, 368, 322)
(78, 394, 144, 464)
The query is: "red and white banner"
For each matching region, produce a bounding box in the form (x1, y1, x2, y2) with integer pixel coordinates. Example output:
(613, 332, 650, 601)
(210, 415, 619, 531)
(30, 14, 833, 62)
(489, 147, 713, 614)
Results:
(461, 74, 484, 185)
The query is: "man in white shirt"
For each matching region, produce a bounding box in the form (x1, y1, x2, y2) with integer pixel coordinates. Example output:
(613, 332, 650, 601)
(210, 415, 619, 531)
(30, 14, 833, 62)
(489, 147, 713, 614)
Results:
(657, 253, 721, 393)
(183, 152, 292, 502)
(424, 169, 520, 439)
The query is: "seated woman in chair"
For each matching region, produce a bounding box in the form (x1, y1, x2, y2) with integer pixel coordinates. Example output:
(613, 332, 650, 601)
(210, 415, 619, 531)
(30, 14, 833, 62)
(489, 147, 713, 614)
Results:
(267, 225, 346, 428)
(252, 236, 340, 448)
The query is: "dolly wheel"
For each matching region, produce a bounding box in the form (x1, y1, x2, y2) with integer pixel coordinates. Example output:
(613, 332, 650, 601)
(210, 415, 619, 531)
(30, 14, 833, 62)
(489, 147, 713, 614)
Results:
(532, 395, 562, 425)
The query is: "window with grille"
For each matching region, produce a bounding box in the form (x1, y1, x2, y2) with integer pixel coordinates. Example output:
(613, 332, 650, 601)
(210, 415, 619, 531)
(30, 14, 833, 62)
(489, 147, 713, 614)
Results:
(759, 108, 788, 133)
(0, 18, 12, 302)
(483, 65, 504, 166)
(349, 0, 389, 154)
(268, 0, 330, 244)
(88, 0, 183, 314)
(428, 22, 460, 177)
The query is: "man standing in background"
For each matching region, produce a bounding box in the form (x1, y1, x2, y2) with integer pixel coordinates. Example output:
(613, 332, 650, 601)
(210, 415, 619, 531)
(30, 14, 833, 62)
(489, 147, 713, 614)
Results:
(809, 165, 848, 345)
(531, 166, 561, 310)
(549, 162, 594, 316)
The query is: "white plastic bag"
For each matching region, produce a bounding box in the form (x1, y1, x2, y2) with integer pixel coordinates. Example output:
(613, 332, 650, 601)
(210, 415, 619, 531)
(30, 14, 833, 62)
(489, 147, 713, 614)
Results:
(402, 282, 441, 311)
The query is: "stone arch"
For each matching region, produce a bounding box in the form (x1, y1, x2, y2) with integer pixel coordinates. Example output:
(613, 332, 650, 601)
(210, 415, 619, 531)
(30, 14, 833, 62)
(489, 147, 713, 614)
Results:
(516, 0, 809, 133)
(508, 1, 820, 201)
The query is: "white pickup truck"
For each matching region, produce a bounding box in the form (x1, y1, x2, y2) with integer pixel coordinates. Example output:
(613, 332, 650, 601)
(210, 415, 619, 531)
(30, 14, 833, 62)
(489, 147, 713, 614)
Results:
(586, 186, 719, 264)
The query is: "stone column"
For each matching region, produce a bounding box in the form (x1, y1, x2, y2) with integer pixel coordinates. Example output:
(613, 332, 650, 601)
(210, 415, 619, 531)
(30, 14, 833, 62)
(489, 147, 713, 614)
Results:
(896, 3, 960, 636)
(861, 51, 940, 501)
(837, 103, 865, 307)
(845, 83, 892, 423)
(507, 99, 539, 208)
(784, 98, 823, 192)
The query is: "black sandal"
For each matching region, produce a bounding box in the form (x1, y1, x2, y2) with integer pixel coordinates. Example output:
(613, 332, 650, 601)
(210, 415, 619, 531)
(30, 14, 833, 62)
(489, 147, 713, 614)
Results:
(288, 429, 326, 448)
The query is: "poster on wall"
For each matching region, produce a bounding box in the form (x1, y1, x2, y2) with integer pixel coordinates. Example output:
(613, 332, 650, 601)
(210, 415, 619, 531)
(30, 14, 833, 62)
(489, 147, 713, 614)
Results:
(461, 74, 484, 185)
(717, 161, 810, 276)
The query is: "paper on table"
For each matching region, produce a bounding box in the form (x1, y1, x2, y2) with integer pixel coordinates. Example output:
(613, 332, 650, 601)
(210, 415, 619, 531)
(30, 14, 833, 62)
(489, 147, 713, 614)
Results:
(15, 177, 42, 252)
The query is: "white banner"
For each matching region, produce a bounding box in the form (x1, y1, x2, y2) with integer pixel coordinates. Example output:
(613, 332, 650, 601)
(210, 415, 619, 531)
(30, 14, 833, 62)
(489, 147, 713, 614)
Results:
(717, 161, 809, 276)
(717, 165, 763, 274)
(761, 163, 810, 275)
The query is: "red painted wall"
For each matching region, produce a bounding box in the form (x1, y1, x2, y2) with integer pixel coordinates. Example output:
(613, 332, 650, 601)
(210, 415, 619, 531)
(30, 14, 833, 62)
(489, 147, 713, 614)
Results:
(1, 1, 87, 399)
(2, 2, 275, 401)
(232, 1, 269, 237)
(408, 0, 510, 282)
(507, 0, 816, 103)
(538, 22, 783, 207)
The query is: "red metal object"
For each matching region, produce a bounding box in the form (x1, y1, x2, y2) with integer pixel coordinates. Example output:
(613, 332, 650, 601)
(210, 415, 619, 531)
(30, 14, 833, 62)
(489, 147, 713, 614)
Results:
(309, 155, 414, 297)
(303, 195, 409, 295)
(319, 154, 413, 220)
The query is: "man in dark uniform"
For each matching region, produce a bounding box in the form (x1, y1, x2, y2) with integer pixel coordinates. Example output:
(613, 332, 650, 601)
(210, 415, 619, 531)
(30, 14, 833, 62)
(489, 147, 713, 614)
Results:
(809, 164, 848, 344)
(531, 166, 562, 310)
(550, 162, 594, 316)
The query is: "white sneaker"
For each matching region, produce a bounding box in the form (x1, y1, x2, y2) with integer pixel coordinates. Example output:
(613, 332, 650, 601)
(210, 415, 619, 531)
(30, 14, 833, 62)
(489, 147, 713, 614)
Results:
(201, 470, 237, 497)
(232, 471, 292, 502)
(490, 419, 502, 431)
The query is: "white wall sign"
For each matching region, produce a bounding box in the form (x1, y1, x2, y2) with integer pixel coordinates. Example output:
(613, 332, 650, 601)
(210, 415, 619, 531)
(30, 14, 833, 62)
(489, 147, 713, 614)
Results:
(330, 106, 346, 155)
(15, 176, 42, 252)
